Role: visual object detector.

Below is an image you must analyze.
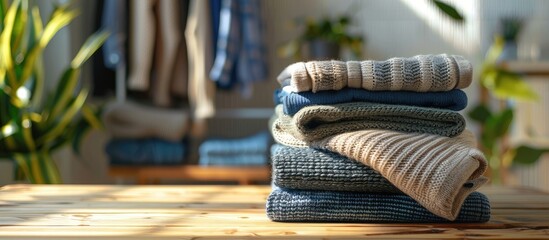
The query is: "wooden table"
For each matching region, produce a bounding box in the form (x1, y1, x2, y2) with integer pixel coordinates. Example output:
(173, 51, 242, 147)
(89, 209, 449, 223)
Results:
(0, 185, 547, 239)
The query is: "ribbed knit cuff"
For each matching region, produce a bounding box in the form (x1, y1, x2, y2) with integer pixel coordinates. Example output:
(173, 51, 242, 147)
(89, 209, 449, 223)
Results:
(452, 55, 473, 89)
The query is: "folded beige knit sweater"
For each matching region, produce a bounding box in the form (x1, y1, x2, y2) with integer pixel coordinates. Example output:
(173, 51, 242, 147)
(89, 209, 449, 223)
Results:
(271, 117, 487, 220)
(277, 54, 472, 93)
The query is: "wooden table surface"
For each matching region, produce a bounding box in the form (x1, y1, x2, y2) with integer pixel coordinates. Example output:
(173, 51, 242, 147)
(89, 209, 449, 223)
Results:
(0, 184, 547, 239)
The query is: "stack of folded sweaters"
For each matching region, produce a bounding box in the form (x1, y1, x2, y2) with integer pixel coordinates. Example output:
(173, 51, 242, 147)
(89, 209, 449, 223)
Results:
(199, 132, 271, 166)
(267, 54, 491, 223)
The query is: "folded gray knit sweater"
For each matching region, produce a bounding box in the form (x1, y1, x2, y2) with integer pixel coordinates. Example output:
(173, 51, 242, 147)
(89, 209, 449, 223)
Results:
(272, 144, 400, 193)
(277, 54, 472, 92)
(274, 102, 465, 142)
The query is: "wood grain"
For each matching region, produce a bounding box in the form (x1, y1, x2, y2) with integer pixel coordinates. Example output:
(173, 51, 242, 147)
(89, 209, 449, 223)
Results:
(0, 184, 547, 239)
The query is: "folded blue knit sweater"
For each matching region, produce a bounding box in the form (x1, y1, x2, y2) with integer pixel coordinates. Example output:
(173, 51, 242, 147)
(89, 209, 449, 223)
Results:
(276, 88, 468, 116)
(267, 187, 491, 223)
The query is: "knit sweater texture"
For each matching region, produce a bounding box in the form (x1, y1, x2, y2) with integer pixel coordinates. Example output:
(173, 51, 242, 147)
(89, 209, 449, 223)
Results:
(266, 187, 491, 223)
(272, 144, 400, 193)
(277, 88, 468, 115)
(273, 102, 465, 142)
(270, 123, 488, 220)
(277, 54, 472, 93)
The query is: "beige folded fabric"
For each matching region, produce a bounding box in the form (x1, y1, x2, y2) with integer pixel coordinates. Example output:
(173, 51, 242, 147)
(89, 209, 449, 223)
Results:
(103, 101, 189, 141)
(277, 54, 472, 93)
(271, 117, 487, 220)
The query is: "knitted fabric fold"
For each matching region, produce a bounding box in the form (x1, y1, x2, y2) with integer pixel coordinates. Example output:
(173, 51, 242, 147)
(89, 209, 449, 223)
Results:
(277, 54, 472, 93)
(272, 144, 399, 193)
(274, 102, 465, 142)
(271, 123, 488, 221)
(277, 88, 468, 115)
(266, 187, 491, 223)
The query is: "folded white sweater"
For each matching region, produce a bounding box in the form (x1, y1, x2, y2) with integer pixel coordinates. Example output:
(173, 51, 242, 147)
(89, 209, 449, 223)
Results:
(277, 54, 472, 93)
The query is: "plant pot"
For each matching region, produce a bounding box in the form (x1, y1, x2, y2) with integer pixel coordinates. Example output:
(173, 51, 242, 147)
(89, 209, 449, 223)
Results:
(308, 40, 340, 60)
(499, 41, 518, 61)
(0, 160, 15, 185)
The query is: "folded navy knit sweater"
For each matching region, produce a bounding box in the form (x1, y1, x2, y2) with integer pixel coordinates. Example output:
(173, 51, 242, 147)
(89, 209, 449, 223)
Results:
(266, 187, 491, 223)
(276, 88, 468, 116)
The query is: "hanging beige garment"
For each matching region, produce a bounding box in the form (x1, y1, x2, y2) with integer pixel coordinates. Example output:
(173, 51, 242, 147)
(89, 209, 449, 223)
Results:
(185, 0, 216, 137)
(150, 0, 182, 107)
(128, 0, 155, 91)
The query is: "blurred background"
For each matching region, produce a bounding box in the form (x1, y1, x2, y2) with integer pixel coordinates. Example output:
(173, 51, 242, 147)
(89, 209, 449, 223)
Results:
(1, 0, 549, 191)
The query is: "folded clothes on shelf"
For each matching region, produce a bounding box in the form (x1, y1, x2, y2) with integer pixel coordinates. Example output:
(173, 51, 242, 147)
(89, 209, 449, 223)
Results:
(199, 131, 271, 166)
(106, 138, 187, 165)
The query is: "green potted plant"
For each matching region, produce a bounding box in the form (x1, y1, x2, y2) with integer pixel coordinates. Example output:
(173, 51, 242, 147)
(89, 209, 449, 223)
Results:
(0, 0, 107, 183)
(468, 36, 549, 184)
(278, 15, 364, 60)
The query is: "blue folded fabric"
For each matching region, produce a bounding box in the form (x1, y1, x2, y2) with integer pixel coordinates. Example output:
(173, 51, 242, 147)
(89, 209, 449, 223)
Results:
(266, 186, 491, 223)
(276, 88, 468, 116)
(199, 131, 271, 166)
(106, 138, 186, 165)
(199, 131, 270, 155)
(199, 154, 268, 166)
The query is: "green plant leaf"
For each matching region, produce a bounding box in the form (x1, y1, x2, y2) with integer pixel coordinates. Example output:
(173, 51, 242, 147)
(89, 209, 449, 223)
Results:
(19, 7, 77, 88)
(44, 68, 80, 124)
(492, 71, 539, 101)
(20, 112, 35, 151)
(82, 103, 104, 130)
(484, 36, 505, 65)
(468, 104, 492, 123)
(10, 0, 27, 55)
(69, 103, 103, 155)
(71, 30, 109, 68)
(70, 117, 90, 155)
(0, 0, 7, 30)
(0, 0, 20, 85)
(490, 108, 514, 139)
(432, 0, 464, 22)
(37, 88, 88, 146)
(24, 7, 44, 109)
(481, 108, 514, 151)
(512, 145, 549, 165)
(13, 152, 61, 184)
(31, 6, 43, 36)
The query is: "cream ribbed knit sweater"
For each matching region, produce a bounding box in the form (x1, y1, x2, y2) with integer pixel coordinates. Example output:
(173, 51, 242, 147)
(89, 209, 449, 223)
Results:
(277, 54, 472, 93)
(271, 117, 488, 220)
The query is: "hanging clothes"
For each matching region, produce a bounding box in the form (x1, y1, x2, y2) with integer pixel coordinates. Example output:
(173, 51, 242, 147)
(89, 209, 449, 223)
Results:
(102, 0, 127, 69)
(149, 0, 182, 107)
(186, 0, 217, 137)
(92, 0, 124, 97)
(170, 0, 191, 98)
(209, 0, 268, 97)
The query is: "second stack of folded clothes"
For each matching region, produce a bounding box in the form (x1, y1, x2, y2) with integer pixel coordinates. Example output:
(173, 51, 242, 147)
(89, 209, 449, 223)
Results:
(199, 132, 271, 166)
(267, 54, 491, 223)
